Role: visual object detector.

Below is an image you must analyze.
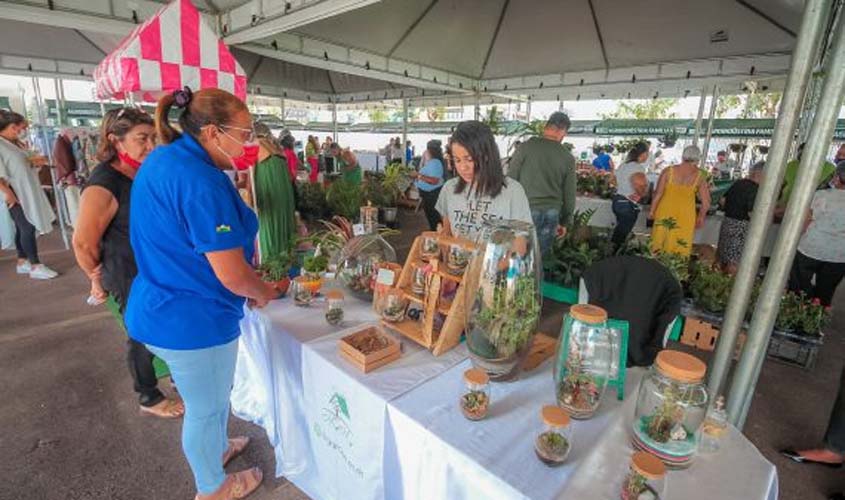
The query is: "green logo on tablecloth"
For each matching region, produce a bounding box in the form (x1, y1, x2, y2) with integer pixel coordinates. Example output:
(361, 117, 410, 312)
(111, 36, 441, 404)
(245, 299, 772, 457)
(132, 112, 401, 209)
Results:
(330, 393, 351, 420)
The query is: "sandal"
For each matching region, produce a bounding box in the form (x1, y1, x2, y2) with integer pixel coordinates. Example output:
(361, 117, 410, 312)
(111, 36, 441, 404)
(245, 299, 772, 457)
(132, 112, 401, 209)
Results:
(195, 467, 263, 500)
(222, 436, 251, 467)
(139, 397, 185, 419)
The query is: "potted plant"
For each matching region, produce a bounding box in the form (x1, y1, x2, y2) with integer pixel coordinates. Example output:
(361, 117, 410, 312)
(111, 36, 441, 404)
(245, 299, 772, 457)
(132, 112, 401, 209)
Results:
(660, 132, 678, 148)
(297, 182, 328, 222)
(728, 143, 747, 153)
(258, 251, 293, 297)
(326, 179, 363, 220)
(300, 253, 328, 294)
(689, 263, 733, 314)
(380, 163, 412, 224)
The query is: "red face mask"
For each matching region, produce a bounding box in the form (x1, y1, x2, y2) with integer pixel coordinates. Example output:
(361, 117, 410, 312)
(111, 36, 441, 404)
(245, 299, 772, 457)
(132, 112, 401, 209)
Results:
(118, 150, 143, 170)
(231, 143, 260, 171)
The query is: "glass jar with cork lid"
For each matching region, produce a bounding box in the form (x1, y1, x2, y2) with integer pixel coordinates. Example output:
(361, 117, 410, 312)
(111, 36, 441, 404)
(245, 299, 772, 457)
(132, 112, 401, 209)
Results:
(632, 350, 708, 468)
(621, 451, 667, 500)
(459, 368, 490, 421)
(534, 405, 572, 466)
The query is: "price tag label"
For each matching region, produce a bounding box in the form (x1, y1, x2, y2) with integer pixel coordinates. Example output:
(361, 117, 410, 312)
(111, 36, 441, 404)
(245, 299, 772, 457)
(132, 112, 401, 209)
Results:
(353, 223, 366, 236)
(376, 268, 396, 285)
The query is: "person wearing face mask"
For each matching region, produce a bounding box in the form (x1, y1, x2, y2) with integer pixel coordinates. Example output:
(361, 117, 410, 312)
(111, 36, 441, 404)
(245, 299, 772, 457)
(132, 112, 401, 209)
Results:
(72, 108, 185, 419)
(0, 110, 58, 279)
(126, 87, 276, 500)
(435, 120, 532, 241)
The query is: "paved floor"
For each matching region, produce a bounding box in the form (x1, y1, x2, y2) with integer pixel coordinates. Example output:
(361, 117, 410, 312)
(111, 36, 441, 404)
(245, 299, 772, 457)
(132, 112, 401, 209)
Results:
(1, 208, 842, 500)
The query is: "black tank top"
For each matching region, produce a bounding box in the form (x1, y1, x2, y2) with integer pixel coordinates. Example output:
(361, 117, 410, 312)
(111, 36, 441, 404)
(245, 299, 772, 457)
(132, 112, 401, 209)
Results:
(84, 162, 136, 311)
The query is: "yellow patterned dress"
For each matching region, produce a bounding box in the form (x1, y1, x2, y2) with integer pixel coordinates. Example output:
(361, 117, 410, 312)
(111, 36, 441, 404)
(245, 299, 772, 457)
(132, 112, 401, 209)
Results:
(651, 167, 702, 256)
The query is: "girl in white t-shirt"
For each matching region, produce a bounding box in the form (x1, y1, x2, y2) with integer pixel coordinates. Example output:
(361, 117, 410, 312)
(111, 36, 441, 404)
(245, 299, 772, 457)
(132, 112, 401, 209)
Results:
(435, 121, 532, 241)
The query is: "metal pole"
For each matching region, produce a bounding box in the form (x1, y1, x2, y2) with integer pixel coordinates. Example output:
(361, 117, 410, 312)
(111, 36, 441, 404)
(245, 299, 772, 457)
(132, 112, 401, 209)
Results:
(692, 86, 708, 147)
(727, 2, 845, 428)
(700, 85, 720, 169)
(526, 99, 532, 122)
(331, 100, 338, 143)
(53, 79, 63, 126)
(31, 77, 69, 249)
(280, 97, 285, 125)
(401, 97, 408, 165)
(708, 0, 831, 407)
(99, 101, 106, 118)
(474, 93, 480, 121)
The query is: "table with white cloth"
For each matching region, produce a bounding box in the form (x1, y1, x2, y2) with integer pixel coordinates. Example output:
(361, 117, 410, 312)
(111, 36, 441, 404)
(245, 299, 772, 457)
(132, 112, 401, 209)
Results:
(384, 360, 777, 500)
(233, 297, 778, 500)
(574, 196, 781, 256)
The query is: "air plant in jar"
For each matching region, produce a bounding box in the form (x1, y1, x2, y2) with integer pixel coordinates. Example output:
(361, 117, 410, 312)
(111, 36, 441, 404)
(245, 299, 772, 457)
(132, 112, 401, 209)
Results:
(420, 236, 440, 262)
(411, 264, 428, 295)
(446, 244, 470, 275)
(459, 368, 490, 421)
(381, 291, 407, 323)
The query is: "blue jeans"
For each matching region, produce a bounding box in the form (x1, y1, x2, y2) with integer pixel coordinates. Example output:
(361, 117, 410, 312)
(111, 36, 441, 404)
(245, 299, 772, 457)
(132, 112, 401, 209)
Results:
(146, 339, 239, 494)
(611, 195, 640, 248)
(532, 208, 560, 257)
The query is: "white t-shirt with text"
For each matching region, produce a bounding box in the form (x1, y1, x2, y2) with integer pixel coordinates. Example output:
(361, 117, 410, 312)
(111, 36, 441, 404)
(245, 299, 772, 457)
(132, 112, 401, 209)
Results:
(435, 178, 533, 241)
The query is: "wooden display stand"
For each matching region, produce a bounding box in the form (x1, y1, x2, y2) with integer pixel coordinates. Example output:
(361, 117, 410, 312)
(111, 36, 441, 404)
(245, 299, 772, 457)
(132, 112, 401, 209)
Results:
(381, 231, 477, 356)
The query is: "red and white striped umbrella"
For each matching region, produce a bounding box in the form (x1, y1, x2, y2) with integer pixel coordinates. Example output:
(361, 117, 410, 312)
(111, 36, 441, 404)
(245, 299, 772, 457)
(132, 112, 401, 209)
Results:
(94, 0, 247, 102)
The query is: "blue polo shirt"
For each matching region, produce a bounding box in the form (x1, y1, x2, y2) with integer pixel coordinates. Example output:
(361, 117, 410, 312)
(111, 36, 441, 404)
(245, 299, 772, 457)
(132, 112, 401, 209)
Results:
(593, 153, 612, 171)
(125, 134, 258, 350)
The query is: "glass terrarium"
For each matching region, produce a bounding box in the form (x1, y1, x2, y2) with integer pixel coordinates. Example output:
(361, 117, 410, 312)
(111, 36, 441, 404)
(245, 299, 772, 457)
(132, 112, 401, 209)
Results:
(554, 304, 614, 419)
(632, 350, 708, 469)
(292, 277, 314, 307)
(534, 405, 572, 466)
(446, 243, 470, 275)
(334, 234, 397, 301)
(411, 264, 427, 296)
(420, 235, 440, 262)
(324, 289, 345, 326)
(459, 368, 490, 421)
(381, 289, 408, 323)
(465, 219, 541, 381)
(621, 451, 667, 500)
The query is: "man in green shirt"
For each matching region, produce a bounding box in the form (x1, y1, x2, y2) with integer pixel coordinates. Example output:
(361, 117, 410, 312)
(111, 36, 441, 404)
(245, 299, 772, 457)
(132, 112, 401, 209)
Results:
(778, 142, 836, 210)
(508, 112, 576, 256)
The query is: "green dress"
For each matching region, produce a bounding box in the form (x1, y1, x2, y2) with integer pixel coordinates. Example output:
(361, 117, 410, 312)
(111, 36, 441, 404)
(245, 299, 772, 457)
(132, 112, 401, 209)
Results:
(339, 157, 363, 185)
(255, 154, 296, 259)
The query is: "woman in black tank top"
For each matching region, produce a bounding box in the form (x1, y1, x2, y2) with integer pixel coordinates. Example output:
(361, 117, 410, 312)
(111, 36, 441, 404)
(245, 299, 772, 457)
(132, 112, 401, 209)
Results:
(72, 108, 184, 419)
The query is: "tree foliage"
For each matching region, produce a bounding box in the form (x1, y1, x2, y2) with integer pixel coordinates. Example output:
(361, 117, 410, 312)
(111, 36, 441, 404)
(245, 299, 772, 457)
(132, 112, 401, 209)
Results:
(367, 108, 389, 123)
(716, 92, 782, 118)
(600, 98, 679, 120)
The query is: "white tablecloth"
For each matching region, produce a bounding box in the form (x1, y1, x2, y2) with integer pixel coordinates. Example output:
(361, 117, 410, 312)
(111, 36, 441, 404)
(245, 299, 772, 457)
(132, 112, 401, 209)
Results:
(384, 360, 778, 500)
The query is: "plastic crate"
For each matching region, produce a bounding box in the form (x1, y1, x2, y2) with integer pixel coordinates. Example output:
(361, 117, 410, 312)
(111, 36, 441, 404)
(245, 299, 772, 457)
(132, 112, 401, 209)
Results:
(767, 329, 823, 370)
(541, 281, 578, 303)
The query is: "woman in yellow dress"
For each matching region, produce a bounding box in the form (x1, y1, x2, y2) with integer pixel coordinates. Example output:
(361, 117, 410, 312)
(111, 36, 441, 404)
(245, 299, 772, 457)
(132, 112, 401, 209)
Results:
(649, 146, 711, 256)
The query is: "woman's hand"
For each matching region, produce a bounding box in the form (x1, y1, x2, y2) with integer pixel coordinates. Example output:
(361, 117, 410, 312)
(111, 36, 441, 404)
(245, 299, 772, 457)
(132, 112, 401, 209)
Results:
(696, 216, 705, 229)
(4, 190, 18, 208)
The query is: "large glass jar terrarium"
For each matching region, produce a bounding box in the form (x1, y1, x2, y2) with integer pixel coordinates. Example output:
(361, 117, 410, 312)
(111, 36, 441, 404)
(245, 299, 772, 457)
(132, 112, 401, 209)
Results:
(334, 234, 397, 301)
(632, 350, 708, 469)
(465, 219, 541, 381)
(554, 304, 614, 419)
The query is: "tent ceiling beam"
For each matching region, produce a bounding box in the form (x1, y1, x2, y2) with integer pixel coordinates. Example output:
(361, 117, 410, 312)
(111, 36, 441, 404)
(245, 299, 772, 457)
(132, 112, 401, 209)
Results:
(74, 29, 108, 57)
(735, 0, 797, 37)
(586, 0, 609, 69)
(222, 0, 381, 45)
(479, 0, 510, 79)
(386, 0, 438, 58)
(0, 1, 135, 35)
(237, 39, 473, 93)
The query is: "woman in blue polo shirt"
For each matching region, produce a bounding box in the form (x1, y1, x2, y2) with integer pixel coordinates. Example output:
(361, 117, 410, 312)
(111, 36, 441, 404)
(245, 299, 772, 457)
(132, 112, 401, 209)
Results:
(126, 87, 277, 500)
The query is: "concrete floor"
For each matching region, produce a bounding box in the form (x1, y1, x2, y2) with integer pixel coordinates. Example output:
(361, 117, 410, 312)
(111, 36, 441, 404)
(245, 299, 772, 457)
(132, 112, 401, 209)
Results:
(0, 208, 842, 500)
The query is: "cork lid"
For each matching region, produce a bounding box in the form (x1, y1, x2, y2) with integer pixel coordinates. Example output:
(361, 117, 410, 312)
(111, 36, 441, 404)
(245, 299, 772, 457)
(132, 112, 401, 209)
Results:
(655, 350, 707, 383)
(325, 289, 344, 300)
(569, 304, 608, 324)
(464, 368, 489, 386)
(631, 451, 666, 480)
(541, 405, 570, 428)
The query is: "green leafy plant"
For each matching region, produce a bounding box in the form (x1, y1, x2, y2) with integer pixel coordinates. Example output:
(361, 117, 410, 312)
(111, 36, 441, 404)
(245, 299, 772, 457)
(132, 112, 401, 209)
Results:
(303, 254, 328, 275)
(576, 170, 616, 199)
(471, 274, 541, 358)
(326, 179, 363, 220)
(297, 182, 328, 220)
(690, 262, 733, 314)
(460, 390, 489, 420)
(774, 291, 829, 336)
(259, 251, 293, 282)
(381, 163, 413, 207)
(361, 179, 387, 207)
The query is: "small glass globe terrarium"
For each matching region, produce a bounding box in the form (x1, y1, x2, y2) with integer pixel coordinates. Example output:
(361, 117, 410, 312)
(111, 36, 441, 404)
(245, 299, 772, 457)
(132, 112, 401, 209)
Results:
(420, 235, 440, 262)
(335, 234, 397, 301)
(534, 405, 572, 467)
(446, 243, 470, 275)
(632, 350, 708, 469)
(324, 289, 345, 326)
(466, 219, 541, 381)
(459, 368, 490, 421)
(292, 276, 314, 307)
(554, 304, 614, 419)
(411, 264, 428, 296)
(381, 289, 408, 323)
(621, 451, 667, 500)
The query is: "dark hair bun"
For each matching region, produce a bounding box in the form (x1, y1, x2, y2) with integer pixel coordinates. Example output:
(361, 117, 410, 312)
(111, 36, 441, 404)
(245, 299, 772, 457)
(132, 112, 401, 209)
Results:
(173, 87, 193, 108)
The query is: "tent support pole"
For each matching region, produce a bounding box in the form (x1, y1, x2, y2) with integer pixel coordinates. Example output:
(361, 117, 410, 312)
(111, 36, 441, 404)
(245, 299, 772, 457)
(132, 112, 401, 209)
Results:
(280, 97, 285, 124)
(332, 100, 338, 143)
(526, 99, 531, 122)
(692, 86, 708, 147)
(474, 93, 480, 121)
(99, 101, 106, 118)
(727, 2, 845, 429)
(402, 98, 408, 165)
(32, 76, 69, 250)
(699, 84, 719, 169)
(53, 78, 65, 126)
(707, 0, 831, 410)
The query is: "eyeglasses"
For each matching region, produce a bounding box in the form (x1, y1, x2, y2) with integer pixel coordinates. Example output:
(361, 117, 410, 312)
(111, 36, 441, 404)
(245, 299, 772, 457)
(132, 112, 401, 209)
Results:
(219, 124, 255, 143)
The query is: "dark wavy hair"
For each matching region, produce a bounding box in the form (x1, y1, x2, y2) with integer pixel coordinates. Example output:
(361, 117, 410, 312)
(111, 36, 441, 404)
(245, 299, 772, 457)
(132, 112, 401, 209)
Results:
(426, 140, 444, 166)
(0, 109, 25, 133)
(626, 141, 650, 164)
(96, 107, 154, 163)
(449, 120, 505, 198)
